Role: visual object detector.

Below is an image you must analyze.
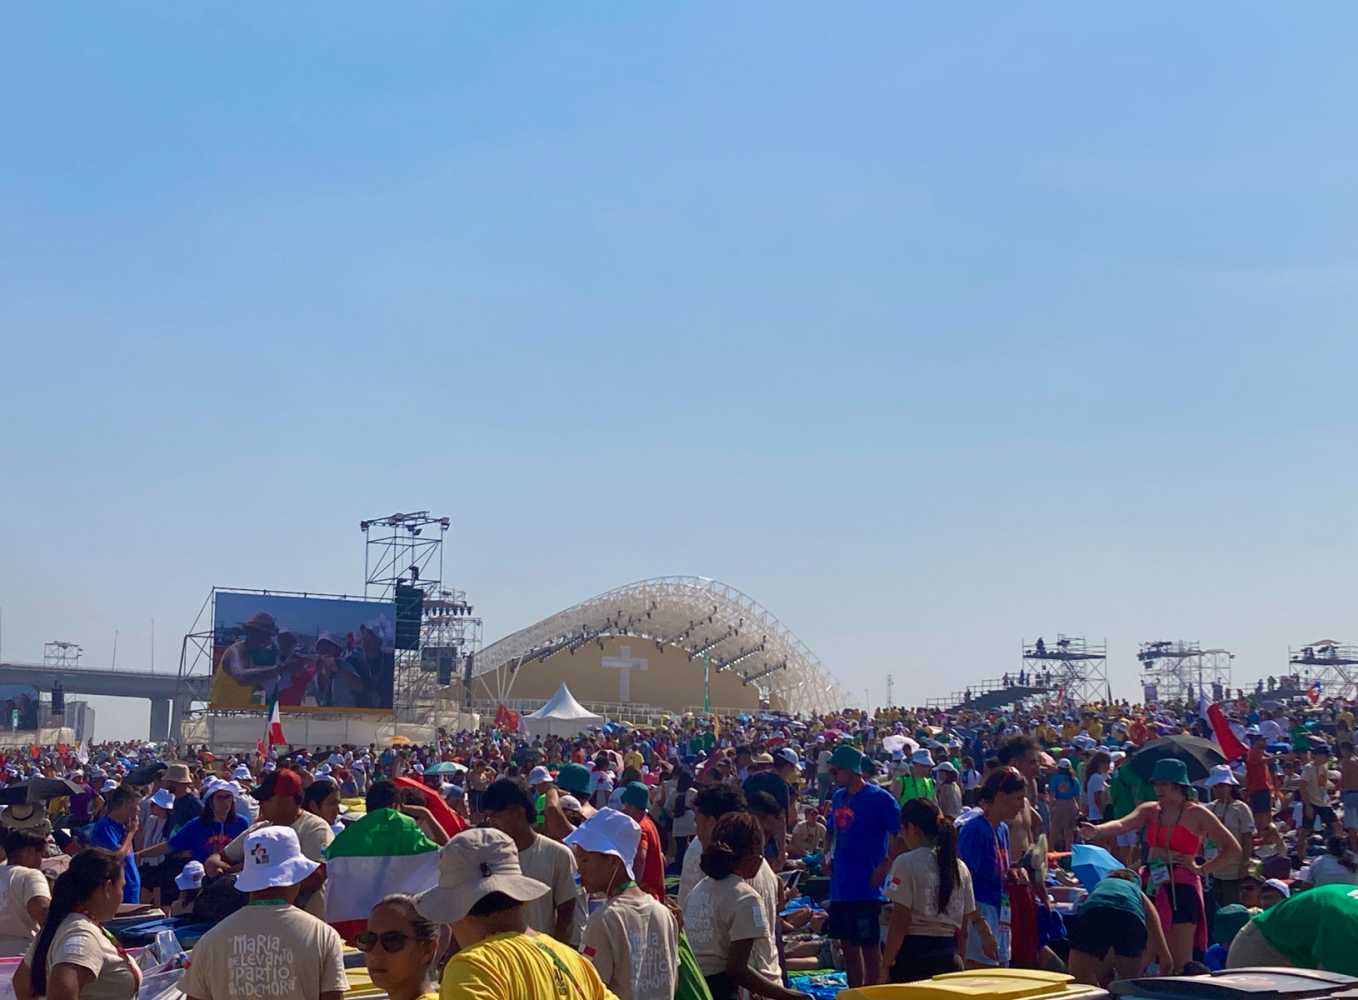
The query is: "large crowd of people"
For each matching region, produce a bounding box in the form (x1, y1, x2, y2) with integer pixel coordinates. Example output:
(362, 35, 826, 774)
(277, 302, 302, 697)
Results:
(0, 685, 1356, 999)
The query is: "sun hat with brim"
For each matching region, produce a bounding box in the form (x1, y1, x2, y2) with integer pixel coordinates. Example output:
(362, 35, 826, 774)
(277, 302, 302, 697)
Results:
(1203, 765, 1239, 788)
(415, 828, 549, 924)
(1149, 758, 1191, 786)
(202, 778, 240, 803)
(933, 761, 958, 775)
(527, 766, 552, 786)
(175, 861, 205, 892)
(556, 763, 592, 796)
(911, 749, 934, 767)
(750, 752, 775, 766)
(828, 744, 864, 774)
(564, 807, 640, 881)
(162, 763, 193, 785)
(234, 826, 319, 892)
(149, 789, 175, 810)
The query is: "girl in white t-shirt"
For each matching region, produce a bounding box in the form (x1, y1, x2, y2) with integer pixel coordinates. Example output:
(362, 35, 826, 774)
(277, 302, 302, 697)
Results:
(0, 831, 50, 957)
(683, 813, 810, 1000)
(1085, 752, 1112, 822)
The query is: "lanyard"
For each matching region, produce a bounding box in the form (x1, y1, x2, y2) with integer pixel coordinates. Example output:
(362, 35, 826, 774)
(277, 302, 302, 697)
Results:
(249, 898, 288, 907)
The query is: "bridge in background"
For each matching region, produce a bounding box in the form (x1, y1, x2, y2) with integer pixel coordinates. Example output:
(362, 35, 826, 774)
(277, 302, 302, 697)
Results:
(0, 662, 211, 741)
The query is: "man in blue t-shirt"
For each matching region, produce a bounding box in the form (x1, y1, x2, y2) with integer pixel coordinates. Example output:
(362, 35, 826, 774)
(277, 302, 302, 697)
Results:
(825, 744, 900, 989)
(89, 786, 141, 903)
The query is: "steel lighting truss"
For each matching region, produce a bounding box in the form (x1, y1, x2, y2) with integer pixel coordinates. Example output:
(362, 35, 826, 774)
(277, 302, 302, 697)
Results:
(1288, 640, 1358, 701)
(1021, 634, 1109, 706)
(1137, 641, 1234, 704)
(473, 576, 848, 715)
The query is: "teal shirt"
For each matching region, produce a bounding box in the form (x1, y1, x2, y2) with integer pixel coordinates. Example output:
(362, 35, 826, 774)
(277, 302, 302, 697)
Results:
(1081, 876, 1144, 920)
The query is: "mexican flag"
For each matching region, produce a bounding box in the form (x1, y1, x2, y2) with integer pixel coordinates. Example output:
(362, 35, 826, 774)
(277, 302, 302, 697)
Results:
(323, 808, 442, 943)
(258, 696, 286, 756)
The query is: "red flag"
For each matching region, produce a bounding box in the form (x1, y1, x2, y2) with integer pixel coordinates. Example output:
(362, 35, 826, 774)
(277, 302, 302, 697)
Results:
(394, 776, 467, 838)
(1206, 703, 1247, 761)
(265, 696, 287, 747)
(494, 704, 520, 731)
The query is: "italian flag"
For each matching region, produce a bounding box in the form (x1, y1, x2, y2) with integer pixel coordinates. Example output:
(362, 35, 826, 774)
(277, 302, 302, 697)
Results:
(323, 808, 442, 943)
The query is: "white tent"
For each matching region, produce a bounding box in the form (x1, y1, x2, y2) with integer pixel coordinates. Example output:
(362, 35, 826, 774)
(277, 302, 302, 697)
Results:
(520, 683, 604, 737)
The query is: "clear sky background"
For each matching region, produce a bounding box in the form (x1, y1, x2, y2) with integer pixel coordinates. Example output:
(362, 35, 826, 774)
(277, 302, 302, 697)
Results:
(4, 5, 1357, 739)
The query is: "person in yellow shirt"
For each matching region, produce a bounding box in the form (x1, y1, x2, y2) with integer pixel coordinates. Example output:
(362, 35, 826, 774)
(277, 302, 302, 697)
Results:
(1062, 720, 1079, 742)
(1085, 715, 1104, 740)
(416, 828, 617, 1000)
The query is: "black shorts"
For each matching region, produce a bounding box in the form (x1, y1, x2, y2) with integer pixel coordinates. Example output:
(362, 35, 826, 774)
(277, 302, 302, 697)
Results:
(826, 900, 883, 946)
(1067, 906, 1147, 959)
(1157, 880, 1204, 925)
(1248, 789, 1271, 814)
(1308, 804, 1338, 827)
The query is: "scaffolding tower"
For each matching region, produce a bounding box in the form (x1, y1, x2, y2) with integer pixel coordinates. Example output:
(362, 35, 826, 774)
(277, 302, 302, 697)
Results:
(1137, 641, 1234, 705)
(1022, 634, 1109, 705)
(1286, 640, 1358, 701)
(42, 641, 82, 669)
(360, 511, 483, 719)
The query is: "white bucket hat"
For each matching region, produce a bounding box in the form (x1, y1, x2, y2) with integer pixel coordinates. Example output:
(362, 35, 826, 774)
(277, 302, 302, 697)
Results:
(232, 765, 252, 781)
(910, 749, 934, 767)
(563, 807, 640, 881)
(149, 789, 175, 810)
(1203, 764, 1240, 788)
(415, 828, 549, 923)
(175, 860, 205, 891)
(527, 766, 552, 786)
(234, 826, 319, 892)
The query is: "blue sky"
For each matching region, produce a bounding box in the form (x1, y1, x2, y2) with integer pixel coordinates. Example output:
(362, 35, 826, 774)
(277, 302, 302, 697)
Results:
(4, 5, 1358, 738)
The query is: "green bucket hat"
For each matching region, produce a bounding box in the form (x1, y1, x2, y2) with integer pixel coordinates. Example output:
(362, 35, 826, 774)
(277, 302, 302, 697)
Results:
(556, 762, 592, 796)
(1149, 757, 1190, 786)
(828, 744, 864, 774)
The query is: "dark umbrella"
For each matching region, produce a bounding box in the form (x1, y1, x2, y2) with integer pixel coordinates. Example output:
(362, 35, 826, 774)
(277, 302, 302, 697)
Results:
(126, 761, 167, 787)
(0, 777, 86, 806)
(1126, 735, 1225, 784)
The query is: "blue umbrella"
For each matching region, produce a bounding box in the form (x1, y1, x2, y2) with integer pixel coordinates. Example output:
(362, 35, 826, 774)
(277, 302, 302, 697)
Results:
(1071, 843, 1122, 891)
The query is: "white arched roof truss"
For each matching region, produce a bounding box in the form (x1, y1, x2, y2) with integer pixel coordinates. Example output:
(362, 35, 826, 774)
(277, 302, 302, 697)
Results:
(473, 576, 848, 717)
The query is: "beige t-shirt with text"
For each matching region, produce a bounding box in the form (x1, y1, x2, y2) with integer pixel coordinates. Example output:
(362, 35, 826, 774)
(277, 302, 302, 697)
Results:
(580, 888, 678, 1000)
(684, 875, 768, 977)
(181, 902, 348, 1000)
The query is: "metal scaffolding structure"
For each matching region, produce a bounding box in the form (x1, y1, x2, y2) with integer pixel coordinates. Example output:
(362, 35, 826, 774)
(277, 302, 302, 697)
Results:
(360, 511, 481, 719)
(42, 641, 82, 670)
(1137, 641, 1234, 705)
(472, 576, 848, 716)
(1021, 634, 1109, 705)
(1287, 640, 1358, 701)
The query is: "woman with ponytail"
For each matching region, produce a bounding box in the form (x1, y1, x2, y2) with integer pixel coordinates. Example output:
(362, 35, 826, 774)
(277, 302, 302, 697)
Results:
(683, 812, 811, 1000)
(14, 848, 138, 1000)
(882, 798, 990, 982)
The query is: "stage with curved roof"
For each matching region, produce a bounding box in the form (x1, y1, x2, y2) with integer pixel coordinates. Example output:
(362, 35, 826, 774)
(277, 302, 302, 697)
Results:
(472, 576, 848, 716)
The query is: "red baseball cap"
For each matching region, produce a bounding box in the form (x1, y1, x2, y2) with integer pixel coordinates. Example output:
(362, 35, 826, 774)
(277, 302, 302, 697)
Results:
(253, 768, 303, 800)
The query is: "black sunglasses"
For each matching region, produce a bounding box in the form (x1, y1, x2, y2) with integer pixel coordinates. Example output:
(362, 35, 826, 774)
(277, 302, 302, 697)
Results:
(355, 931, 413, 953)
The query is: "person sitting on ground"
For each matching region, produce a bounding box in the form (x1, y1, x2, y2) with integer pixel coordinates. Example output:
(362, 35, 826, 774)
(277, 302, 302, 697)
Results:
(1308, 835, 1358, 887)
(416, 827, 614, 1000)
(169, 861, 204, 917)
(788, 806, 826, 859)
(566, 808, 678, 1000)
(359, 894, 441, 1000)
(183, 826, 348, 1000)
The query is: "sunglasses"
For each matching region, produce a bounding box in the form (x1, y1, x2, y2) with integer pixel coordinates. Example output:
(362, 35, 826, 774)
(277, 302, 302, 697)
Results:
(355, 931, 414, 953)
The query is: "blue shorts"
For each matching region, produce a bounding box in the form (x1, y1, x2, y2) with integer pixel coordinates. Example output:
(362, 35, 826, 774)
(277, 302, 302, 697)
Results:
(1343, 790, 1358, 830)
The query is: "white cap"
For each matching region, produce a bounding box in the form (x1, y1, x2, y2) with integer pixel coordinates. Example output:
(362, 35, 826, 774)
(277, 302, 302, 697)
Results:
(175, 861, 205, 891)
(314, 764, 331, 777)
(776, 747, 801, 768)
(558, 795, 582, 812)
(933, 761, 958, 775)
(233, 826, 319, 892)
(564, 807, 641, 880)
(527, 766, 552, 786)
(1057, 758, 1073, 770)
(232, 765, 252, 781)
(149, 788, 175, 810)
(100, 780, 118, 793)
(202, 778, 239, 803)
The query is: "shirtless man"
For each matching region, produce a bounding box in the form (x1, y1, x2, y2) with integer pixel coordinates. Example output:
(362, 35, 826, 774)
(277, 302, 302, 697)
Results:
(1340, 741, 1358, 852)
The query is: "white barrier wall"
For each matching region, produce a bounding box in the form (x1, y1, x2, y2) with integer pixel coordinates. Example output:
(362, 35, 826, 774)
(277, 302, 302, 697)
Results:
(183, 712, 479, 752)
